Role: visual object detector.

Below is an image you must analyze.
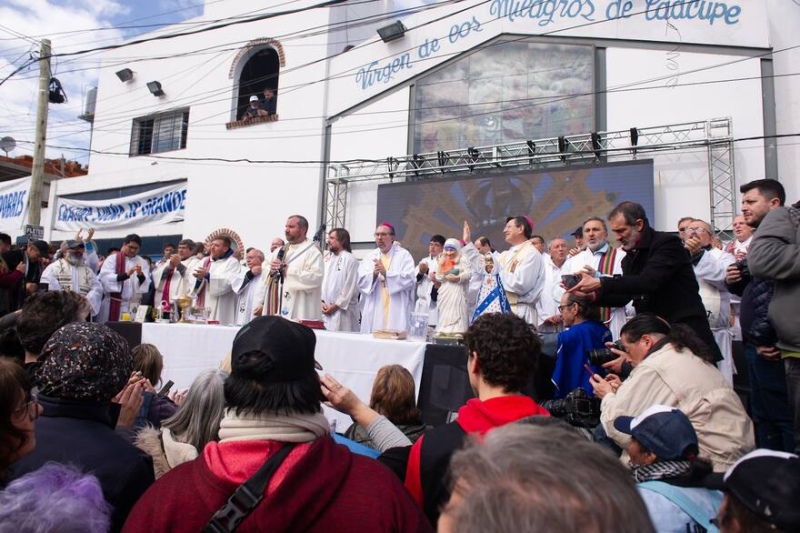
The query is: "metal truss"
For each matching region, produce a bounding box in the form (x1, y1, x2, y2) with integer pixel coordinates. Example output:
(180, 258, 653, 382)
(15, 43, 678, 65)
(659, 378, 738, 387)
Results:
(325, 118, 735, 233)
(706, 118, 737, 235)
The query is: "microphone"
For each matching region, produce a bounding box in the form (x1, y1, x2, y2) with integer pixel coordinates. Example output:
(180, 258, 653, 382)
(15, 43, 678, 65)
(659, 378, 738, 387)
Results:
(313, 224, 326, 243)
(272, 247, 285, 280)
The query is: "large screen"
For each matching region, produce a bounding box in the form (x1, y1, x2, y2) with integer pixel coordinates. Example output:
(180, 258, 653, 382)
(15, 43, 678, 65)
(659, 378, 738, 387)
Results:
(376, 160, 654, 261)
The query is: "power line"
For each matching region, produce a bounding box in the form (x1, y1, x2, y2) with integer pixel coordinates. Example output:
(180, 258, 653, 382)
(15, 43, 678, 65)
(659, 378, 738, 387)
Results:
(17, 131, 800, 166)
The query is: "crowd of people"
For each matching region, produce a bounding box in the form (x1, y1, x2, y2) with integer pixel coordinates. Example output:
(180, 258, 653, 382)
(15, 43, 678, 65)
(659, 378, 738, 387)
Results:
(0, 178, 798, 531)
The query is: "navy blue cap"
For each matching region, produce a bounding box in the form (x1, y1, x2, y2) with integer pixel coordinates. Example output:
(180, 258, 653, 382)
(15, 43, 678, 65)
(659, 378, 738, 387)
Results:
(614, 404, 698, 461)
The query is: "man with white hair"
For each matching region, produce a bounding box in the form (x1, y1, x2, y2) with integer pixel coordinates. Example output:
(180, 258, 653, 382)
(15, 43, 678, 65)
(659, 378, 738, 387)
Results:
(562, 217, 626, 338)
(40, 240, 103, 317)
(232, 248, 265, 326)
(685, 218, 736, 383)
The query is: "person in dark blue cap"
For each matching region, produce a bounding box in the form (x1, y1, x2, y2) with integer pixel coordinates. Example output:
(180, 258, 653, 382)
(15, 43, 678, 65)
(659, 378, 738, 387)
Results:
(715, 449, 800, 532)
(615, 404, 723, 533)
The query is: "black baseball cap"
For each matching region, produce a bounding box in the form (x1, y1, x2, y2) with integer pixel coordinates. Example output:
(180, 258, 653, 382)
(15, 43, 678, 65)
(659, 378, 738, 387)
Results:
(231, 316, 322, 383)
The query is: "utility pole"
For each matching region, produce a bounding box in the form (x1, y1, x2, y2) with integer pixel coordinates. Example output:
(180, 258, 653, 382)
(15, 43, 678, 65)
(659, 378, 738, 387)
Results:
(29, 38, 51, 227)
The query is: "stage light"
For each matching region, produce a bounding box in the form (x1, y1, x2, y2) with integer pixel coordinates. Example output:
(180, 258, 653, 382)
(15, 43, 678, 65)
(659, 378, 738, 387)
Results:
(377, 21, 406, 43)
(147, 81, 165, 97)
(115, 68, 134, 82)
(591, 132, 602, 159)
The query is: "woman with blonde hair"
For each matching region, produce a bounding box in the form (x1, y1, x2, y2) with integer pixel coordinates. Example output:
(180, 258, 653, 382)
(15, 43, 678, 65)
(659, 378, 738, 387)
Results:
(344, 364, 427, 449)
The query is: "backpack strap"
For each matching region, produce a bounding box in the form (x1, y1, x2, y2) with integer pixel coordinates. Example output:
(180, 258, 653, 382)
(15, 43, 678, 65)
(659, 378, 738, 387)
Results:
(203, 442, 298, 533)
(638, 480, 722, 533)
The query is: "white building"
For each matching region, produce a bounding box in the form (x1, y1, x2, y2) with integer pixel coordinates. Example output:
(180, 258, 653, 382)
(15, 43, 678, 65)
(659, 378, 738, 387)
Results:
(31, 0, 799, 258)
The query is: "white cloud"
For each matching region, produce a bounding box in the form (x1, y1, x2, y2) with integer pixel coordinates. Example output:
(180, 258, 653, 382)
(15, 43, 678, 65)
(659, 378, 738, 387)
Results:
(0, 0, 197, 165)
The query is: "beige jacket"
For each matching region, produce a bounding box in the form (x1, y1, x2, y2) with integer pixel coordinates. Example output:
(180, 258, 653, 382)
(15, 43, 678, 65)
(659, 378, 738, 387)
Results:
(135, 426, 199, 479)
(600, 342, 754, 472)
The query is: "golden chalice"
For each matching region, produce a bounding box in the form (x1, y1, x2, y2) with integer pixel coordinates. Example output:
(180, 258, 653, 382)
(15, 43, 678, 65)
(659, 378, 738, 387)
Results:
(177, 294, 193, 323)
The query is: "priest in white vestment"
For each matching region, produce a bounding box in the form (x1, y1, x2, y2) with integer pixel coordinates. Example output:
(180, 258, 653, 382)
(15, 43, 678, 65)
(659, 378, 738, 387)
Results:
(498, 216, 545, 326)
(98, 234, 151, 322)
(358, 223, 416, 334)
(685, 219, 736, 384)
(231, 248, 265, 326)
(262, 215, 323, 321)
(321, 228, 360, 332)
(151, 239, 200, 312)
(190, 236, 240, 324)
(41, 240, 103, 316)
(413, 235, 443, 327)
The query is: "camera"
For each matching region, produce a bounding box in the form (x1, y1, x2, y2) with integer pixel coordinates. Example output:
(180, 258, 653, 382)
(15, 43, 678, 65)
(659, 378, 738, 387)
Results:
(587, 340, 624, 366)
(542, 388, 601, 429)
(735, 258, 749, 279)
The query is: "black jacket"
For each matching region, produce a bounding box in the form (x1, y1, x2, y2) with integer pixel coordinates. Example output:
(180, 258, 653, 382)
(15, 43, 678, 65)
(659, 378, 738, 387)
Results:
(8, 395, 155, 532)
(596, 226, 722, 361)
(597, 226, 707, 322)
(1, 249, 42, 312)
(727, 269, 778, 348)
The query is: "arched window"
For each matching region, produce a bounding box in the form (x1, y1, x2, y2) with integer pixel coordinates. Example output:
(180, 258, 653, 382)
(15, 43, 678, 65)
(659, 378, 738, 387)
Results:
(228, 40, 286, 127)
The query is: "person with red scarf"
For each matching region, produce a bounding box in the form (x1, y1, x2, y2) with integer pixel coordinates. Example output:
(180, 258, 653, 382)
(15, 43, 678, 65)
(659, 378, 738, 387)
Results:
(98, 234, 150, 323)
(404, 312, 549, 526)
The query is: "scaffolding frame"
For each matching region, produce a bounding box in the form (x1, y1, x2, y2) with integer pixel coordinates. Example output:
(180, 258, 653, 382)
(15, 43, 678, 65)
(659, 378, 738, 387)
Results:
(325, 118, 736, 234)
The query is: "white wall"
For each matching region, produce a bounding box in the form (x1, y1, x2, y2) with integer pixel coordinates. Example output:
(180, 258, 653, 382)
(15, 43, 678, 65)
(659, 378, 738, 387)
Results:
(766, 0, 800, 204)
(76, 1, 334, 250)
(606, 47, 765, 230)
(329, 87, 410, 243)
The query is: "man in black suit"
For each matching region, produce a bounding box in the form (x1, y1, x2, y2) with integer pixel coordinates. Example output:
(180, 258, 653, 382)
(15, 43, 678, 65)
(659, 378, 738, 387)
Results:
(2, 239, 49, 312)
(570, 201, 722, 362)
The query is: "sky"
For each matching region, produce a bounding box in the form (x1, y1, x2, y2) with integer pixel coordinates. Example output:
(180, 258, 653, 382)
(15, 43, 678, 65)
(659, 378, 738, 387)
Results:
(0, 0, 437, 167)
(0, 0, 204, 165)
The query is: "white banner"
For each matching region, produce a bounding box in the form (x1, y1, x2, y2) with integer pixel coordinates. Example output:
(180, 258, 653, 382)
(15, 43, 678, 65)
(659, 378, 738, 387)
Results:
(0, 176, 30, 232)
(54, 181, 186, 231)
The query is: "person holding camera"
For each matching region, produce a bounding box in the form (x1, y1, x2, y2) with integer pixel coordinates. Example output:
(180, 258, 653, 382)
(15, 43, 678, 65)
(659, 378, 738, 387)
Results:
(589, 313, 754, 472)
(551, 292, 612, 399)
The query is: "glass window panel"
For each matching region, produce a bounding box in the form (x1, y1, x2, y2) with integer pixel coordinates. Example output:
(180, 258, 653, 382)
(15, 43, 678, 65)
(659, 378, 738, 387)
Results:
(413, 41, 594, 153)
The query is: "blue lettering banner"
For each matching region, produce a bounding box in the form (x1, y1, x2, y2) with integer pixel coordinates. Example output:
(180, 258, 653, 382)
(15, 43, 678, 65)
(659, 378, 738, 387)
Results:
(54, 182, 187, 231)
(0, 176, 30, 232)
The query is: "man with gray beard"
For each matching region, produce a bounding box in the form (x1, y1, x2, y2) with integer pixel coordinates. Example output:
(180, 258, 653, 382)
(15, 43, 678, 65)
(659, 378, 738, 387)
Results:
(41, 240, 103, 317)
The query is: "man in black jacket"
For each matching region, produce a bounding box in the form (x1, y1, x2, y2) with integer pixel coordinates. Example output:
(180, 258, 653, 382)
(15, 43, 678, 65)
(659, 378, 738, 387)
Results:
(2, 239, 49, 312)
(571, 201, 722, 363)
(726, 178, 793, 452)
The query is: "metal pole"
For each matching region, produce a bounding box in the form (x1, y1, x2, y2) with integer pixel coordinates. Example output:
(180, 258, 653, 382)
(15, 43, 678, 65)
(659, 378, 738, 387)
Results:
(29, 39, 51, 227)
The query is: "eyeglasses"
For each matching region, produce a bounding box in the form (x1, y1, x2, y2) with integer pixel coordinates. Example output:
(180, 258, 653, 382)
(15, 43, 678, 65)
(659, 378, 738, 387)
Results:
(557, 304, 575, 312)
(686, 227, 709, 233)
(13, 390, 39, 420)
(374, 232, 391, 237)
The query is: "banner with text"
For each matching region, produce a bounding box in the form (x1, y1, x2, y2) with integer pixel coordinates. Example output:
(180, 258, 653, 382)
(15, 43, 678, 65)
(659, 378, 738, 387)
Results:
(0, 176, 30, 232)
(54, 182, 186, 231)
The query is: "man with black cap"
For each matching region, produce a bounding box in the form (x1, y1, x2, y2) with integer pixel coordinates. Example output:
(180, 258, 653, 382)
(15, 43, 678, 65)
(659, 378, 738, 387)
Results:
(2, 239, 50, 312)
(124, 316, 432, 532)
(714, 449, 800, 532)
(40, 239, 103, 316)
(568, 225, 585, 255)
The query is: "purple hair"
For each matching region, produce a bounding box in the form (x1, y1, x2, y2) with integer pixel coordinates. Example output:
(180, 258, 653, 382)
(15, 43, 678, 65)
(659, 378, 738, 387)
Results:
(0, 462, 111, 532)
